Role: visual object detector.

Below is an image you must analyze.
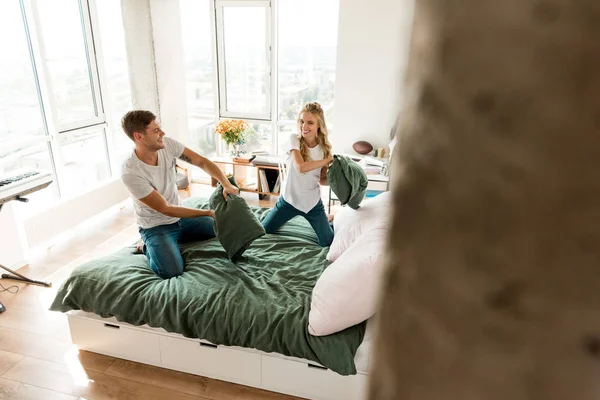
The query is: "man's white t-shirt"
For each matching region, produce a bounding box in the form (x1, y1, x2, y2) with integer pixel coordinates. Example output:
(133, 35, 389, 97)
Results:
(121, 137, 185, 229)
(281, 134, 324, 213)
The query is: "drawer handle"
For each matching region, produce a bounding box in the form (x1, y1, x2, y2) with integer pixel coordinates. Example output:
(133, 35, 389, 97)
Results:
(200, 342, 218, 349)
(307, 363, 327, 371)
(103, 323, 120, 330)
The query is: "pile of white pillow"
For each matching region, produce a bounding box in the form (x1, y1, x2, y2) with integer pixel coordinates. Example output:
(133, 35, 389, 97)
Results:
(308, 192, 392, 336)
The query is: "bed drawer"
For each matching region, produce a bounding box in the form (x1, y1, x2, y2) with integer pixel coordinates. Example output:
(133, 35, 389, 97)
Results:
(159, 336, 261, 387)
(68, 316, 161, 366)
(261, 356, 367, 400)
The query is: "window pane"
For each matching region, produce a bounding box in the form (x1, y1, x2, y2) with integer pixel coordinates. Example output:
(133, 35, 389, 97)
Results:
(95, 0, 133, 165)
(188, 122, 216, 183)
(181, 0, 216, 119)
(58, 130, 111, 198)
(0, 1, 46, 143)
(0, 141, 58, 215)
(36, 0, 98, 126)
(242, 122, 273, 155)
(190, 121, 217, 158)
(278, 0, 339, 121)
(277, 123, 296, 155)
(222, 6, 269, 116)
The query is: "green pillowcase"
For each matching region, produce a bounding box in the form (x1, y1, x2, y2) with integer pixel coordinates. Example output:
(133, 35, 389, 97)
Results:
(209, 177, 266, 261)
(327, 155, 368, 209)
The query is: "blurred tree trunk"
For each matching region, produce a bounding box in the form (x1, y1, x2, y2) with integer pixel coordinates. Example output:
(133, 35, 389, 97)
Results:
(370, 1, 600, 399)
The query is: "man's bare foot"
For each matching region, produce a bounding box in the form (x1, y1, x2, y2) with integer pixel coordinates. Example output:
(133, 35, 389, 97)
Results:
(135, 238, 144, 254)
(327, 214, 335, 223)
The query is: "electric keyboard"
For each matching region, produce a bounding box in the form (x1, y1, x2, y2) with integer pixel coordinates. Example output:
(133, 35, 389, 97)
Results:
(0, 169, 53, 206)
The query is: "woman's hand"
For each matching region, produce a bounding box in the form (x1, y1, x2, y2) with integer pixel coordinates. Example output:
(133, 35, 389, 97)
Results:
(325, 155, 334, 165)
(207, 209, 215, 219)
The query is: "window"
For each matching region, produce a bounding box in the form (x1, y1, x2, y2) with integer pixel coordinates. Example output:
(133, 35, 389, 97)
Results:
(0, 1, 47, 158)
(183, 0, 339, 157)
(58, 128, 111, 199)
(94, 0, 134, 165)
(242, 121, 273, 154)
(35, 0, 103, 129)
(0, 0, 58, 211)
(277, 0, 339, 123)
(216, 1, 271, 120)
(0, 0, 132, 212)
(180, 0, 218, 158)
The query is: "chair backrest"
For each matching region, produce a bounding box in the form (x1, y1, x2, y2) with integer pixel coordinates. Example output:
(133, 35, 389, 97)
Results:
(278, 159, 286, 181)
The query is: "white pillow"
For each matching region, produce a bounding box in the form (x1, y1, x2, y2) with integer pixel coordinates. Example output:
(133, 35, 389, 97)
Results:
(327, 191, 392, 262)
(309, 228, 387, 336)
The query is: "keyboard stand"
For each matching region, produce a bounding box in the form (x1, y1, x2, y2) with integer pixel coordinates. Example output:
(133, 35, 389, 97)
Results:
(0, 200, 52, 289)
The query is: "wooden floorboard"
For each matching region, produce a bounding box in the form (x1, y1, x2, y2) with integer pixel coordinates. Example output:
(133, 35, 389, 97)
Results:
(0, 184, 305, 399)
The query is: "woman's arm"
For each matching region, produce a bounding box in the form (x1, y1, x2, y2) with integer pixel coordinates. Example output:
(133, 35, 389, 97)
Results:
(319, 166, 328, 186)
(291, 149, 333, 174)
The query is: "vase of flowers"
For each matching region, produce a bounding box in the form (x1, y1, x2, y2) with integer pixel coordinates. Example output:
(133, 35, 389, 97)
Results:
(214, 119, 253, 158)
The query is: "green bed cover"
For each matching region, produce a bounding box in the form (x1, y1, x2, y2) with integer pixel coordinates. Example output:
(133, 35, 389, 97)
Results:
(50, 198, 365, 375)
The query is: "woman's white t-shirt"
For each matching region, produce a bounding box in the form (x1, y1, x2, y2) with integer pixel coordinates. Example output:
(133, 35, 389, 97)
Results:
(281, 134, 324, 213)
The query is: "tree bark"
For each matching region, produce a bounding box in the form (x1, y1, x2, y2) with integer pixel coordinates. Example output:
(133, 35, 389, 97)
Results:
(370, 1, 600, 399)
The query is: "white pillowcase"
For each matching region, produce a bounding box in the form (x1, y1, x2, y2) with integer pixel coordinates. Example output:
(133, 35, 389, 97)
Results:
(327, 191, 392, 262)
(309, 227, 387, 336)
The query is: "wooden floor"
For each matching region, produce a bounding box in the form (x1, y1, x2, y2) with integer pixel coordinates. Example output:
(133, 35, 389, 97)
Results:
(0, 184, 306, 400)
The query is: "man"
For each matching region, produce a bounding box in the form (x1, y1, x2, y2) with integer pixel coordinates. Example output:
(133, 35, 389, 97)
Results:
(120, 110, 238, 279)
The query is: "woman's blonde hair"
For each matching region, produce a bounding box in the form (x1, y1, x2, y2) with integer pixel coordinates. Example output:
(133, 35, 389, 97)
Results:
(297, 102, 333, 161)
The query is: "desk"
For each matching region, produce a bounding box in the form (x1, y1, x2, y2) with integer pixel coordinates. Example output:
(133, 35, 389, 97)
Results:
(210, 156, 282, 199)
(328, 174, 390, 213)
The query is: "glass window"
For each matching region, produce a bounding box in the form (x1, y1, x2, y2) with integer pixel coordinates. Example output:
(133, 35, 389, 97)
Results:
(1, 141, 58, 216)
(188, 122, 217, 183)
(189, 122, 218, 159)
(278, 0, 339, 122)
(277, 123, 296, 155)
(0, 1, 46, 144)
(181, 0, 217, 171)
(181, 0, 217, 119)
(35, 0, 99, 127)
(242, 122, 273, 155)
(58, 129, 111, 198)
(218, 3, 270, 118)
(94, 0, 134, 165)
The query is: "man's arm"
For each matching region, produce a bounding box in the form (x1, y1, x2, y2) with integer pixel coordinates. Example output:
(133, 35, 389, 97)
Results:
(179, 147, 239, 198)
(139, 190, 214, 219)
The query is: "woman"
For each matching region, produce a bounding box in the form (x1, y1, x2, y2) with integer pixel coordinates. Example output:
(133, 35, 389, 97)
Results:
(262, 102, 334, 246)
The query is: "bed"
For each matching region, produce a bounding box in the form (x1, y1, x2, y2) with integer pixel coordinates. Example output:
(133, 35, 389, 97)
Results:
(50, 198, 370, 400)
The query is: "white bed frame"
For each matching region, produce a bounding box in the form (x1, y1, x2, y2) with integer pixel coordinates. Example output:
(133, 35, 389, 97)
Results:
(67, 311, 369, 400)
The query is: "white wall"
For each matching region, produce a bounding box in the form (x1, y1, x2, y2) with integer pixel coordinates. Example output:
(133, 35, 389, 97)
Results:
(150, 0, 189, 143)
(331, 0, 414, 154)
(121, 0, 160, 114)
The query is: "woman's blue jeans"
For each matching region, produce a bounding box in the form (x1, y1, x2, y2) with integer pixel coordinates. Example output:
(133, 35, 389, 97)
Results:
(261, 197, 333, 247)
(139, 216, 215, 279)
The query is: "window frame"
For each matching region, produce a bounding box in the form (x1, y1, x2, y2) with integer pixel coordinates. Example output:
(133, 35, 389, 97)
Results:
(9, 0, 115, 200)
(215, 0, 272, 121)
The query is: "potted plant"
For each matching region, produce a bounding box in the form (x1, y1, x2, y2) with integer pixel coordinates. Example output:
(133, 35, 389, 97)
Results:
(214, 119, 254, 160)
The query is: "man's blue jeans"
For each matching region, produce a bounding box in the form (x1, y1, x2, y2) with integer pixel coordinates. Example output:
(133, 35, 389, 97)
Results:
(261, 197, 333, 247)
(139, 216, 215, 279)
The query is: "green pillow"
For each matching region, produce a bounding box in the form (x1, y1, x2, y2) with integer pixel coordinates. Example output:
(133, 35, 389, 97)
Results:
(327, 155, 368, 209)
(209, 177, 266, 261)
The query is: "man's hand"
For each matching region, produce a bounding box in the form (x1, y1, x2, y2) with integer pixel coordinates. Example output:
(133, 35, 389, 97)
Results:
(223, 183, 240, 199)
